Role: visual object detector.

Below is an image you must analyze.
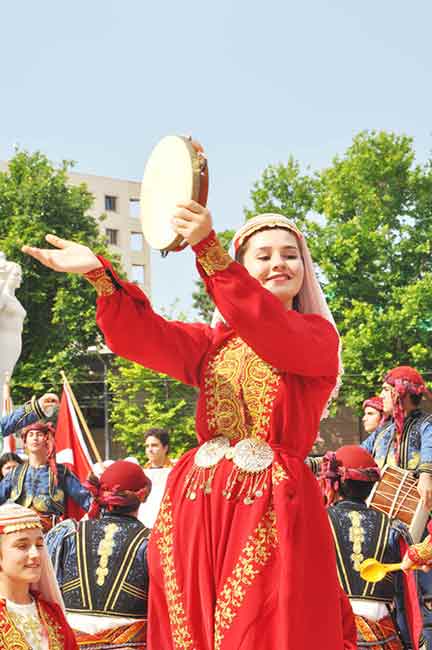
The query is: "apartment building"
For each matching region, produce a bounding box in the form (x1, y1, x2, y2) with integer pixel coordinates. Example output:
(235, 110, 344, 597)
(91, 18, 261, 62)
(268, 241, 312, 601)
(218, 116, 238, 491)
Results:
(69, 172, 150, 294)
(0, 161, 151, 295)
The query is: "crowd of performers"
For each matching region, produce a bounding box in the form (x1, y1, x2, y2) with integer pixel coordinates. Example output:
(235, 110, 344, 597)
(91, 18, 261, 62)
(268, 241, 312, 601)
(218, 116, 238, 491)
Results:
(0, 210, 429, 649)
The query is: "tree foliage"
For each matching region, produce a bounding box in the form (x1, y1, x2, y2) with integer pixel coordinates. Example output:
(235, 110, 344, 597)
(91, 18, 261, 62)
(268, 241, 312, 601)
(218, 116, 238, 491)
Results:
(246, 131, 432, 408)
(0, 150, 112, 402)
(108, 358, 197, 462)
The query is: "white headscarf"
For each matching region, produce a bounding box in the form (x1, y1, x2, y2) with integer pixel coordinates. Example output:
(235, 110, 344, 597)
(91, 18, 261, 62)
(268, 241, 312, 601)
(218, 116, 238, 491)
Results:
(212, 213, 342, 415)
(0, 503, 65, 612)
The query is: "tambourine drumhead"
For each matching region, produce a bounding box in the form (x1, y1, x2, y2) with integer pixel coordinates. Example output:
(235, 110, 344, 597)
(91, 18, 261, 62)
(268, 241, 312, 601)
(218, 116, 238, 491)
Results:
(140, 135, 208, 253)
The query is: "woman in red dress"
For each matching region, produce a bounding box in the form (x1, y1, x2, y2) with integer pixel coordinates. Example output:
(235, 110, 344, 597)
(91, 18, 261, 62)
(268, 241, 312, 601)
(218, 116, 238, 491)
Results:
(23, 208, 355, 650)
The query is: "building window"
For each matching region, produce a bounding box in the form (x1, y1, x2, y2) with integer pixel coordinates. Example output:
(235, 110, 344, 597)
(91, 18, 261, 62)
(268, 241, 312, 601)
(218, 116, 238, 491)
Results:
(130, 232, 143, 251)
(131, 265, 145, 285)
(129, 198, 140, 218)
(105, 195, 117, 212)
(106, 228, 119, 245)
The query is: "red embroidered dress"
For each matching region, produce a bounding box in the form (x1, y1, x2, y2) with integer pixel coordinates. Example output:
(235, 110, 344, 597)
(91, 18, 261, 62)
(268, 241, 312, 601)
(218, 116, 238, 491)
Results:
(0, 595, 78, 650)
(90, 231, 353, 650)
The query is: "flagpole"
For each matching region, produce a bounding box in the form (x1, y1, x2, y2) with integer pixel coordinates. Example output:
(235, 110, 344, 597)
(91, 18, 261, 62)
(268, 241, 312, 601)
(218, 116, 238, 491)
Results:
(60, 371, 102, 463)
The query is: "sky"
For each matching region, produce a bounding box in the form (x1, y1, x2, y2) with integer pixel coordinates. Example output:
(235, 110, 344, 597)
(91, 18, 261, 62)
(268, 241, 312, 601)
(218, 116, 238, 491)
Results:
(1, 0, 431, 317)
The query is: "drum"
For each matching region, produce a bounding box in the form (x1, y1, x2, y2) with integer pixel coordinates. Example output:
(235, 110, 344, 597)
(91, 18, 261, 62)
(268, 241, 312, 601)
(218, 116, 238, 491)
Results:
(367, 464, 429, 543)
(140, 135, 209, 254)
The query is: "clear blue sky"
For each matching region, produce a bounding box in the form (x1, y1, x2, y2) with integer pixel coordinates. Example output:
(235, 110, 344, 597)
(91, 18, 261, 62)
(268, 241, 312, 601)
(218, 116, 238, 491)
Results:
(1, 0, 431, 316)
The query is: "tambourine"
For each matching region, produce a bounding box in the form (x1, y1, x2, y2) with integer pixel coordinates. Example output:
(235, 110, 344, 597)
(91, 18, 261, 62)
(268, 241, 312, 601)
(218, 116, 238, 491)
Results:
(140, 135, 209, 255)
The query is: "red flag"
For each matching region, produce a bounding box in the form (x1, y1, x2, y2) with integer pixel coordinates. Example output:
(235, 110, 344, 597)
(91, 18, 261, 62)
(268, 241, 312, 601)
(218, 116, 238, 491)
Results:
(2, 376, 16, 453)
(55, 381, 93, 520)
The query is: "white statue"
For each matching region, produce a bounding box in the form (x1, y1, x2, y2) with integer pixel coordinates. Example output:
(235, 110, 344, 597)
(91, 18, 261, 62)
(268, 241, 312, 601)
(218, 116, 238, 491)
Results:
(0, 252, 26, 402)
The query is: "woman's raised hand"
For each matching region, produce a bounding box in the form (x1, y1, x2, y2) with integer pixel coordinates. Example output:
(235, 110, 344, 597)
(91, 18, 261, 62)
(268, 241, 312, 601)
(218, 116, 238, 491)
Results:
(22, 235, 102, 274)
(172, 200, 213, 247)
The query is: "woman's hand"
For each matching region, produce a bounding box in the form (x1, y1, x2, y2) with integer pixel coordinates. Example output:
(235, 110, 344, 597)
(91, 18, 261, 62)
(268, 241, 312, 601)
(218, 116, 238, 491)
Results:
(171, 200, 213, 247)
(22, 235, 102, 274)
(418, 472, 432, 511)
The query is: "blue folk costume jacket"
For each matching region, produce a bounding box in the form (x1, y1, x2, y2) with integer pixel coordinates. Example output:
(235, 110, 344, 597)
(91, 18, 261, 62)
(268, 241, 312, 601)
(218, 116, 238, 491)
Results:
(0, 462, 91, 517)
(0, 397, 45, 445)
(328, 499, 419, 648)
(46, 513, 150, 619)
(361, 409, 432, 473)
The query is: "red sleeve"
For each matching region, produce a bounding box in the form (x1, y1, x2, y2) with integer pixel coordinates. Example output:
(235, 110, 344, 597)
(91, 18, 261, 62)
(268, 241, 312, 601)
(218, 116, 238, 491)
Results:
(193, 231, 339, 377)
(90, 257, 213, 386)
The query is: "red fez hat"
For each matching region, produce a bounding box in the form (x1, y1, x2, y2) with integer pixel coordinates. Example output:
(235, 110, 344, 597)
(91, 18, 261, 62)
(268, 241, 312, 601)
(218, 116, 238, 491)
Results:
(335, 445, 379, 472)
(100, 460, 151, 493)
(86, 460, 152, 519)
(320, 445, 380, 507)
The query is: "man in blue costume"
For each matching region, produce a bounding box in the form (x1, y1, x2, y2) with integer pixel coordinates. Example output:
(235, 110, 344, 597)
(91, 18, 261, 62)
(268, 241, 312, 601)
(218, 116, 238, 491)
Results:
(361, 366, 432, 647)
(46, 460, 151, 650)
(322, 445, 425, 650)
(0, 420, 91, 531)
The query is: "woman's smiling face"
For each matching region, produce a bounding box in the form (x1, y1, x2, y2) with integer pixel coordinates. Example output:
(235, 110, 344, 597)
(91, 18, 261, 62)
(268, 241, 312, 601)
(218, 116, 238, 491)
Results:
(242, 228, 304, 309)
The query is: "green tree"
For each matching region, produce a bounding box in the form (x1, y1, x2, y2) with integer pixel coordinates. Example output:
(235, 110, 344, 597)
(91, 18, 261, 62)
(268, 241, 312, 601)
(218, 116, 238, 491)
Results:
(109, 359, 197, 462)
(0, 150, 112, 402)
(192, 229, 234, 322)
(246, 131, 432, 408)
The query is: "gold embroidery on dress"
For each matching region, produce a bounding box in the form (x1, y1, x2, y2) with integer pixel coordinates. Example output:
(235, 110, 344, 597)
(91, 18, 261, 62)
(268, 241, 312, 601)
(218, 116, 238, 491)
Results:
(205, 337, 280, 441)
(0, 612, 31, 649)
(348, 511, 365, 571)
(154, 495, 196, 650)
(96, 522, 119, 586)
(271, 462, 289, 487)
(214, 508, 278, 650)
(38, 601, 64, 650)
(197, 237, 232, 276)
(8, 609, 43, 650)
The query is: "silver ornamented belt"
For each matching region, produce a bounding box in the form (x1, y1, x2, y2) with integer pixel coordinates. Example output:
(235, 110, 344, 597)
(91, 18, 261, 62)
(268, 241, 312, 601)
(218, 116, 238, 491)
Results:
(194, 436, 274, 472)
(184, 436, 274, 504)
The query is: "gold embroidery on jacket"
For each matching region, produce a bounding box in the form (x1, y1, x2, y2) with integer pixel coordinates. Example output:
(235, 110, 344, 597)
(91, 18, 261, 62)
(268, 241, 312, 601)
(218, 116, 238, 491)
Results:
(348, 511, 365, 571)
(154, 495, 196, 649)
(96, 523, 119, 586)
(214, 508, 278, 649)
(197, 237, 232, 276)
(205, 337, 280, 441)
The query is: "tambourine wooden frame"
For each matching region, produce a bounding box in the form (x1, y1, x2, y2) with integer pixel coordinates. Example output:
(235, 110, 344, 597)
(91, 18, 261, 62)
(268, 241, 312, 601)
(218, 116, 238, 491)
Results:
(140, 135, 209, 255)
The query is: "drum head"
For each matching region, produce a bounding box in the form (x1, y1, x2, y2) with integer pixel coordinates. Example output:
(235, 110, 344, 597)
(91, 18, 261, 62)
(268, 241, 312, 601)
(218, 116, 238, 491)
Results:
(140, 135, 208, 252)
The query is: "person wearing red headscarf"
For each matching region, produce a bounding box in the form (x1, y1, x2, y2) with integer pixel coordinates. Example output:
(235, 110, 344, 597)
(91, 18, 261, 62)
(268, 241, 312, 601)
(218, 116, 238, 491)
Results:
(361, 366, 432, 647)
(321, 445, 425, 650)
(46, 460, 151, 650)
(0, 422, 91, 532)
(362, 396, 385, 435)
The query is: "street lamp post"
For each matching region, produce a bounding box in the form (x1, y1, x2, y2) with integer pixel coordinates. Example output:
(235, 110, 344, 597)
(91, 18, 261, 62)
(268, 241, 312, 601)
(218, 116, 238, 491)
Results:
(87, 345, 112, 460)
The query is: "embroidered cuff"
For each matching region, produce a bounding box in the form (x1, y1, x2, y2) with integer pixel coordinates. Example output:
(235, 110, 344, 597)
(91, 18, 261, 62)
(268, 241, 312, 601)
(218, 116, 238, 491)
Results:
(84, 267, 117, 297)
(31, 396, 46, 419)
(408, 535, 432, 564)
(193, 231, 232, 277)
